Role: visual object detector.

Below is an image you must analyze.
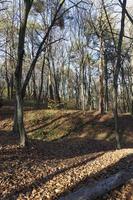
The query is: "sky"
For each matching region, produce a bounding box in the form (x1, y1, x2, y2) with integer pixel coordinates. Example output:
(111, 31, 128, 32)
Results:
(127, 0, 133, 15)
(92, 0, 133, 8)
(127, 0, 133, 6)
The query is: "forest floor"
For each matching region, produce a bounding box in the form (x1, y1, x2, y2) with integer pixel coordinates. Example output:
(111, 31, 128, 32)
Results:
(0, 106, 133, 199)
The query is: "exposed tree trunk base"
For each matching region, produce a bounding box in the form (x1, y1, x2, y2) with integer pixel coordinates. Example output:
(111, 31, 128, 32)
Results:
(115, 132, 121, 149)
(59, 170, 133, 200)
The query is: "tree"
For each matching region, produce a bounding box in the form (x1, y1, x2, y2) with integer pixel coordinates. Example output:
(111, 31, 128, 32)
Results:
(113, 0, 127, 149)
(14, 0, 33, 146)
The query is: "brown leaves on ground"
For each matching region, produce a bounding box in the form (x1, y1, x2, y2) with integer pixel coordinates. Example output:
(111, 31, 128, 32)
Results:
(103, 180, 133, 200)
(1, 139, 133, 200)
(1, 107, 133, 199)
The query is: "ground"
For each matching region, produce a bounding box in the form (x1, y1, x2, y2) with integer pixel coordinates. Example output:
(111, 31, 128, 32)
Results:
(0, 106, 133, 200)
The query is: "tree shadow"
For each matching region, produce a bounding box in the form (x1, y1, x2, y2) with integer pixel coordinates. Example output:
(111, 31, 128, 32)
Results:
(2, 150, 133, 200)
(27, 111, 80, 133)
(1, 113, 133, 199)
(57, 153, 133, 200)
(27, 111, 89, 141)
(2, 112, 133, 161)
(2, 152, 104, 200)
(0, 105, 49, 121)
(1, 111, 133, 199)
(0, 133, 114, 158)
(0, 130, 18, 146)
(93, 114, 133, 148)
(0, 128, 115, 189)
(0, 111, 114, 157)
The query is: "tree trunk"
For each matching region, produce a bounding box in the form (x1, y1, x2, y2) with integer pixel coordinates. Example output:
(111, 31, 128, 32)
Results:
(131, 74, 133, 116)
(99, 36, 105, 114)
(113, 83, 121, 149)
(47, 56, 54, 101)
(5, 33, 11, 100)
(38, 55, 45, 106)
(113, 0, 127, 149)
(104, 55, 109, 112)
(121, 67, 126, 112)
(10, 74, 14, 99)
(13, 0, 33, 146)
(32, 69, 37, 102)
(130, 49, 133, 115)
(87, 63, 92, 111)
(48, 74, 54, 100)
(59, 170, 133, 200)
(15, 83, 26, 146)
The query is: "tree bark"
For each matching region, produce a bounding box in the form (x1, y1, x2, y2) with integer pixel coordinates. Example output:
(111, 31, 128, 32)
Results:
(37, 54, 45, 106)
(113, 0, 127, 149)
(99, 35, 105, 114)
(104, 54, 109, 112)
(14, 0, 33, 146)
(59, 170, 133, 200)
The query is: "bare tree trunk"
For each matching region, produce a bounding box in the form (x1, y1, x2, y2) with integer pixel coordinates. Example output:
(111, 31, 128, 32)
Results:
(104, 55, 109, 112)
(5, 33, 11, 100)
(99, 36, 105, 114)
(130, 49, 133, 115)
(38, 54, 45, 106)
(87, 62, 92, 111)
(48, 74, 54, 100)
(80, 63, 85, 113)
(47, 56, 55, 101)
(113, 0, 127, 149)
(14, 0, 33, 146)
(32, 69, 37, 102)
(121, 67, 128, 113)
(113, 83, 121, 149)
(10, 74, 14, 99)
(75, 70, 80, 109)
(14, 79, 26, 146)
(50, 49, 61, 103)
(131, 78, 133, 116)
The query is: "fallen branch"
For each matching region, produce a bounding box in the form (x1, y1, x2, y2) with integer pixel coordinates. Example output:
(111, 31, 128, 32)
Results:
(59, 170, 133, 200)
